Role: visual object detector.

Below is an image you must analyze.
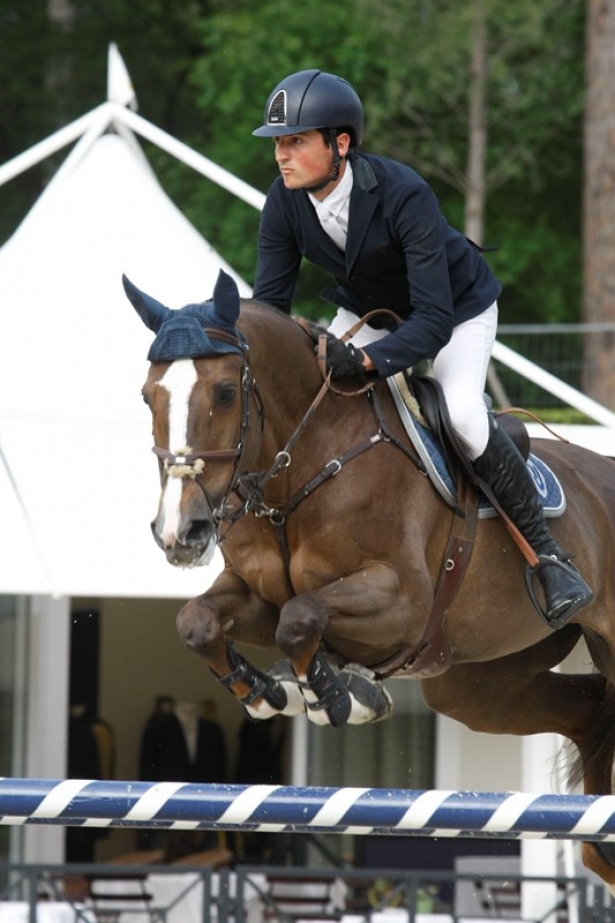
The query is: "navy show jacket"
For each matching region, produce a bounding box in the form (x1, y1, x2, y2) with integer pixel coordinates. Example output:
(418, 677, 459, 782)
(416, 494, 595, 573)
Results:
(253, 151, 502, 377)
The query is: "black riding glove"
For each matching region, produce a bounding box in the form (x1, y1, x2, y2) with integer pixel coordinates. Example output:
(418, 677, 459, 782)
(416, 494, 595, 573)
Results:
(321, 333, 367, 379)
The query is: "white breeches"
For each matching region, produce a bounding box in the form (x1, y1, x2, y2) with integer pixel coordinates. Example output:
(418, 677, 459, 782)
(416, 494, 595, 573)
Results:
(328, 302, 498, 460)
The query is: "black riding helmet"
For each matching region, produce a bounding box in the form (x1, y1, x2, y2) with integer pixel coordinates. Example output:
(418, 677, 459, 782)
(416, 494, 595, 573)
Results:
(252, 69, 363, 144)
(253, 69, 363, 192)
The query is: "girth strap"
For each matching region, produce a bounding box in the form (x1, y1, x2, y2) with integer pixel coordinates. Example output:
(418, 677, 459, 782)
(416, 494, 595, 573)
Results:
(373, 473, 479, 680)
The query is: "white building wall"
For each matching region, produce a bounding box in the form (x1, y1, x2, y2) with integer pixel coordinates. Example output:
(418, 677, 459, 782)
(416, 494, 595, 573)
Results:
(23, 594, 70, 863)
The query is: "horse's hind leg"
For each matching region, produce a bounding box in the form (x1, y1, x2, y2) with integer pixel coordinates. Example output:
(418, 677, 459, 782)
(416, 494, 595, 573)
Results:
(421, 627, 602, 743)
(421, 628, 615, 890)
(176, 569, 306, 720)
(570, 633, 615, 887)
(578, 680, 615, 890)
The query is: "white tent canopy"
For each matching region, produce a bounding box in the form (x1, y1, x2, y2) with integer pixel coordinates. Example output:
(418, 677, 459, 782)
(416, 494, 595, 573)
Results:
(0, 46, 263, 597)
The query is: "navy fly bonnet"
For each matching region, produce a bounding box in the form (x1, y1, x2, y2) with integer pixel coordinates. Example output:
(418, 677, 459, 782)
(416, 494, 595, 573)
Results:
(122, 268, 244, 361)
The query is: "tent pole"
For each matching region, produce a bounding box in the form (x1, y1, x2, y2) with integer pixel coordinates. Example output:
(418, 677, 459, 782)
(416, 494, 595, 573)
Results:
(492, 340, 615, 428)
(0, 105, 109, 188)
(110, 104, 267, 212)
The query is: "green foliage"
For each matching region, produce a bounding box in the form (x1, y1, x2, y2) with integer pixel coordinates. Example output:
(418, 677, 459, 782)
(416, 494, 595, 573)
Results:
(0, 0, 212, 243)
(1, 0, 586, 326)
(0, 1, 60, 235)
(366, 0, 584, 194)
(180, 0, 585, 319)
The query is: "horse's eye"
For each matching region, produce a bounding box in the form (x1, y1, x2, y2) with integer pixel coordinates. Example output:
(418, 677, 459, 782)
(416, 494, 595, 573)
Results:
(214, 382, 237, 407)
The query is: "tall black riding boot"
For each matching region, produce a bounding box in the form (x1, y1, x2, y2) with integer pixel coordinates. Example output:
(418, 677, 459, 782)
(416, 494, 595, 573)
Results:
(472, 418, 593, 629)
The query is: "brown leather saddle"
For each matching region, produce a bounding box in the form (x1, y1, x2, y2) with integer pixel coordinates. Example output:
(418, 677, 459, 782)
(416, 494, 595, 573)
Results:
(410, 374, 530, 473)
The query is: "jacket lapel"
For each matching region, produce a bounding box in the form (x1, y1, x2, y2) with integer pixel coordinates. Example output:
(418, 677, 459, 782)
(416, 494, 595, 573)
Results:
(345, 155, 378, 271)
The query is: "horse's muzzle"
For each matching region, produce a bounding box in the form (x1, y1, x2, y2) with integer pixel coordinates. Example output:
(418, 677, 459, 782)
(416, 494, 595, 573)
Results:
(150, 517, 217, 568)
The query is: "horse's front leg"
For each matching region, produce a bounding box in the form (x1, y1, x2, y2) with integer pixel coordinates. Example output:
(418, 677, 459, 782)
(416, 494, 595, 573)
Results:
(276, 563, 406, 727)
(176, 568, 305, 719)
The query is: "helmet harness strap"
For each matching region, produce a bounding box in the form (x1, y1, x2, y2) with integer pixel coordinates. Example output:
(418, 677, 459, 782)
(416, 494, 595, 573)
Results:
(304, 129, 342, 194)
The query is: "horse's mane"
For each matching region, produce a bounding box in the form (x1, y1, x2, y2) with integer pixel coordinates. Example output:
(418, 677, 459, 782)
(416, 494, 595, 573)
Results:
(237, 298, 321, 373)
(238, 297, 304, 330)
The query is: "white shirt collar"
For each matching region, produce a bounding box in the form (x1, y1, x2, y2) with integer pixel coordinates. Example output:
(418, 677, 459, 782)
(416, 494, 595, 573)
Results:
(308, 161, 353, 218)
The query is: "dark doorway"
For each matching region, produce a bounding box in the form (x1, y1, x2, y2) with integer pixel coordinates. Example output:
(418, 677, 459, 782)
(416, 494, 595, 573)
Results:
(68, 608, 100, 715)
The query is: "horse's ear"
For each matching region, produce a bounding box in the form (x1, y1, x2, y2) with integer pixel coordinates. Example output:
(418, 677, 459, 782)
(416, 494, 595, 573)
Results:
(122, 274, 171, 333)
(210, 269, 240, 326)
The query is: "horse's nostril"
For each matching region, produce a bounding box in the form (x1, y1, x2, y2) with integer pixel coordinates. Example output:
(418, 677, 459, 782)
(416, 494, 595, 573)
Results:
(184, 520, 213, 546)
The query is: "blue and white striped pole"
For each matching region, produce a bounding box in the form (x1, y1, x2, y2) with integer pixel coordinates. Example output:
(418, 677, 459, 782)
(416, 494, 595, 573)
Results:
(1, 780, 615, 841)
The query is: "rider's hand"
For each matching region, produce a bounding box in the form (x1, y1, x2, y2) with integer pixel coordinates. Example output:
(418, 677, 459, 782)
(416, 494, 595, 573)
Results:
(320, 334, 367, 379)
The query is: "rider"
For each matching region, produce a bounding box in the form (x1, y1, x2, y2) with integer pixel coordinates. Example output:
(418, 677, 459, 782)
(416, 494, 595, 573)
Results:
(251, 68, 593, 629)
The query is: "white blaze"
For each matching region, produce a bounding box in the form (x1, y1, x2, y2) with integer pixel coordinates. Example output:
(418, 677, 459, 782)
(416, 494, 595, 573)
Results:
(158, 359, 198, 545)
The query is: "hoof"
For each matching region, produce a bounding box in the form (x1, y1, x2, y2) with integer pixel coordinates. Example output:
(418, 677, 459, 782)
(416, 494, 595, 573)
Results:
(339, 663, 394, 724)
(303, 653, 352, 727)
(214, 645, 289, 719)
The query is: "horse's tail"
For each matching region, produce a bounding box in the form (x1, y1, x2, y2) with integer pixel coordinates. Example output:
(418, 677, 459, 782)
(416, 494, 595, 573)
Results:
(568, 676, 615, 794)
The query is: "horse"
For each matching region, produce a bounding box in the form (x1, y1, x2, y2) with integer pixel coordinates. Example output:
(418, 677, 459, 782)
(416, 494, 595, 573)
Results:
(124, 268, 615, 887)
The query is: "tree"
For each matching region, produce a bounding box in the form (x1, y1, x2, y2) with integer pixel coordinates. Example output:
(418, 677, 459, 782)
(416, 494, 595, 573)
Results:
(465, 0, 488, 246)
(0, 2, 57, 238)
(0, 0, 213, 245)
(582, 0, 615, 407)
(366, 0, 585, 325)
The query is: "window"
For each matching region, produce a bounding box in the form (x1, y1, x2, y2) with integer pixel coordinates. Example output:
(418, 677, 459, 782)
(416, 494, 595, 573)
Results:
(307, 680, 435, 788)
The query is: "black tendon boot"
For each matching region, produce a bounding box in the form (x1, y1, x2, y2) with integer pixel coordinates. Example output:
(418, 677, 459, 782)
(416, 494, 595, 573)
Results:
(472, 418, 593, 629)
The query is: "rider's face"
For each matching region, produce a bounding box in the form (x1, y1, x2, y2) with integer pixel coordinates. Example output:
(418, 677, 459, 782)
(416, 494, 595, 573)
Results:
(273, 130, 350, 198)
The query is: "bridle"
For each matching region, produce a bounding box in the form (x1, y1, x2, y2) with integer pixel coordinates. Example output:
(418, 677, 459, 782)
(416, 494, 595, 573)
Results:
(150, 329, 265, 529)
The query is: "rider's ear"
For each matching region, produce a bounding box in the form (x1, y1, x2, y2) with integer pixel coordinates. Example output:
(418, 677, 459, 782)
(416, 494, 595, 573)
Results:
(337, 132, 352, 158)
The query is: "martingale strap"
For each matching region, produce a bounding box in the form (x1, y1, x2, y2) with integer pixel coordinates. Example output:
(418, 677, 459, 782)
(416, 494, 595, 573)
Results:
(239, 386, 425, 576)
(372, 474, 479, 680)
